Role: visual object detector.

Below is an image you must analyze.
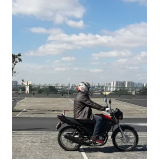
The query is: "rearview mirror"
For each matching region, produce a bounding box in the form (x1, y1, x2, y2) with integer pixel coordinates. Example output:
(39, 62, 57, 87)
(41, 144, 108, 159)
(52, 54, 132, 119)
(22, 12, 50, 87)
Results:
(104, 97, 107, 102)
(109, 99, 111, 104)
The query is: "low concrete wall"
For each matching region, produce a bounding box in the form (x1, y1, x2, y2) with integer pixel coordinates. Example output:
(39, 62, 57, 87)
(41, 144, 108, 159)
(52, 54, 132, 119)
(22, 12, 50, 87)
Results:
(12, 93, 147, 99)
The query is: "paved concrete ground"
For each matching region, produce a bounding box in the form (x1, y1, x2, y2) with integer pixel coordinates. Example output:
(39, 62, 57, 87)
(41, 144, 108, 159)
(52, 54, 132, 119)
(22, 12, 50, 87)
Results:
(12, 98, 147, 118)
(12, 97, 147, 159)
(12, 131, 147, 159)
(116, 99, 147, 107)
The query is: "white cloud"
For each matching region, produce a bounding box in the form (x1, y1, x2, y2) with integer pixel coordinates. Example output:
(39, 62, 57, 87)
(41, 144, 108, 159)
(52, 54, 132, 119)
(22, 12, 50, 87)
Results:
(54, 67, 68, 71)
(25, 22, 146, 56)
(25, 42, 80, 56)
(117, 59, 128, 63)
(12, 0, 85, 28)
(90, 62, 100, 65)
(123, 0, 147, 6)
(133, 51, 147, 63)
(90, 69, 103, 72)
(29, 27, 64, 35)
(112, 51, 147, 68)
(61, 57, 75, 61)
(54, 60, 60, 63)
(13, 57, 146, 84)
(127, 66, 139, 69)
(73, 68, 80, 70)
(92, 50, 132, 59)
(66, 20, 84, 29)
(48, 22, 147, 48)
(102, 22, 147, 48)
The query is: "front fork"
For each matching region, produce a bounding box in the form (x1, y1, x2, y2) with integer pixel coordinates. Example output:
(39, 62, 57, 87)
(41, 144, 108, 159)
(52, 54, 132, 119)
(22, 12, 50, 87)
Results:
(118, 124, 128, 142)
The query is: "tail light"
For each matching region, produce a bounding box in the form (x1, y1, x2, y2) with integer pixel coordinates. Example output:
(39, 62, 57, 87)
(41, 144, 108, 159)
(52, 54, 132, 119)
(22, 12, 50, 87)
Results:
(62, 110, 65, 116)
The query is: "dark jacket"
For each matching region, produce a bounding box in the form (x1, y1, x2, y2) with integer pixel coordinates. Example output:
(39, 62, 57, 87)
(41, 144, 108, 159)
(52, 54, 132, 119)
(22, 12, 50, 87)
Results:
(74, 92, 105, 120)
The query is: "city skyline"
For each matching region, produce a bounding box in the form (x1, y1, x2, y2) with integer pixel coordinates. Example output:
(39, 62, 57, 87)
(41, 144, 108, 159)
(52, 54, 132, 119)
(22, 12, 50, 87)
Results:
(12, 80, 146, 87)
(12, 0, 147, 84)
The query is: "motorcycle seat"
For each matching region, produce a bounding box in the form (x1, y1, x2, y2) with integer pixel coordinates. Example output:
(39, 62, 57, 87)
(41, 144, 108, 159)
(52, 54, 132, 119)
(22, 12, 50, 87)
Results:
(64, 116, 82, 125)
(77, 119, 95, 124)
(64, 116, 95, 125)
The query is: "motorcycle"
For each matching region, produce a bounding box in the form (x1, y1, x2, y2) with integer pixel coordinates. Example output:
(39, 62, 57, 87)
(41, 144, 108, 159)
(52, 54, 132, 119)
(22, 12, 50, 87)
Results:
(56, 98, 139, 151)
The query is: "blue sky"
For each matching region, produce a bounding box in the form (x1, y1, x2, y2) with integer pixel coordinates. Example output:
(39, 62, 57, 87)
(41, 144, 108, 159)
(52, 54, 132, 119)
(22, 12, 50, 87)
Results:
(12, 0, 147, 85)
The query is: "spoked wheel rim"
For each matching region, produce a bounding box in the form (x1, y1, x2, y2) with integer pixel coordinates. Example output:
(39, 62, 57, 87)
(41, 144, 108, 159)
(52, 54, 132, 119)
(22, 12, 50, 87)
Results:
(115, 129, 137, 151)
(60, 128, 80, 150)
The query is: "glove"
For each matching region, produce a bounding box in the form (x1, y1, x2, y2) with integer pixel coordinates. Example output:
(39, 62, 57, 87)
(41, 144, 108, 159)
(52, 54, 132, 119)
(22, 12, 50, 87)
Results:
(105, 108, 110, 112)
(102, 105, 108, 111)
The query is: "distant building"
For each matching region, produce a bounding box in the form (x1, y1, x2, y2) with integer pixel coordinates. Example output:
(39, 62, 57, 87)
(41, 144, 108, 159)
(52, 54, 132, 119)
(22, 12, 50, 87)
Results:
(68, 83, 71, 88)
(12, 81, 18, 86)
(105, 83, 111, 92)
(111, 81, 125, 91)
(97, 83, 100, 87)
(12, 81, 18, 89)
(125, 81, 135, 91)
(136, 82, 144, 88)
(110, 81, 137, 92)
(144, 83, 147, 87)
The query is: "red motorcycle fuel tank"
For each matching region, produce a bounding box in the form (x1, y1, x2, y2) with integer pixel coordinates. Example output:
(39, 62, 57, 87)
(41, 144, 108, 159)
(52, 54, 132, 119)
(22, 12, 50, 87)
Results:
(95, 114, 113, 122)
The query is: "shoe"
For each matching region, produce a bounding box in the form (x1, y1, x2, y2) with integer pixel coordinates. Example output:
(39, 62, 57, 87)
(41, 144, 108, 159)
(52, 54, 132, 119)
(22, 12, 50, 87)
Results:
(91, 136, 104, 144)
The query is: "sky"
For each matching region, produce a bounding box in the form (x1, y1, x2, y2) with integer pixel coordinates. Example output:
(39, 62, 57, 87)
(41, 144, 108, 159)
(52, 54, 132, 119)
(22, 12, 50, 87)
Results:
(12, 0, 147, 85)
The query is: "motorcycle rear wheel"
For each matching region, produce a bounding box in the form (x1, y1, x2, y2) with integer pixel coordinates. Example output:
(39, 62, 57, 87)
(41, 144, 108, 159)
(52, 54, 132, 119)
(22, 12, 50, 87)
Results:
(58, 126, 81, 151)
(112, 126, 139, 151)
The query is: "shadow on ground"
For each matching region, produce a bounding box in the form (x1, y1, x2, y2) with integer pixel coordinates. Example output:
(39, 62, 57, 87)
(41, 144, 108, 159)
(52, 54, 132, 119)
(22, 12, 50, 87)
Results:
(12, 109, 28, 112)
(13, 128, 49, 131)
(82, 145, 147, 153)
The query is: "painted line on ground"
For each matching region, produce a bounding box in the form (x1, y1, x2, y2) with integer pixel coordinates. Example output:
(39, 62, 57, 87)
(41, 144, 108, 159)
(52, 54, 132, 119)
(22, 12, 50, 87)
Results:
(16, 109, 26, 117)
(17, 97, 26, 104)
(79, 147, 88, 159)
(15, 98, 26, 116)
(68, 98, 74, 103)
(121, 123, 147, 126)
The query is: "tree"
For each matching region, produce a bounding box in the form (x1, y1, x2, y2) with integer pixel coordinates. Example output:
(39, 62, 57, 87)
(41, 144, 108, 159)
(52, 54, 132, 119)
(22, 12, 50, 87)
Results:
(37, 86, 58, 94)
(12, 53, 22, 76)
(48, 86, 58, 93)
(109, 89, 132, 95)
(137, 86, 147, 95)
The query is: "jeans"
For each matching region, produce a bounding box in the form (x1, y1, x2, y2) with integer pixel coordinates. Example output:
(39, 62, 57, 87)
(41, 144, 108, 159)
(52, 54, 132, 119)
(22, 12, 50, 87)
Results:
(92, 115, 103, 138)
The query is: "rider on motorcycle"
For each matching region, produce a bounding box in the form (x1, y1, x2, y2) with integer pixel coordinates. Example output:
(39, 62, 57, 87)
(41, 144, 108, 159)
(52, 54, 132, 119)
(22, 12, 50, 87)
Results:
(74, 82, 108, 143)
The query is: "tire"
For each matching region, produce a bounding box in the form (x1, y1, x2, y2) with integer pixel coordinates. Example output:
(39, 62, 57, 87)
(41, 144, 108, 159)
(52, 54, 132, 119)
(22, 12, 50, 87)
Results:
(112, 125, 139, 151)
(58, 126, 81, 151)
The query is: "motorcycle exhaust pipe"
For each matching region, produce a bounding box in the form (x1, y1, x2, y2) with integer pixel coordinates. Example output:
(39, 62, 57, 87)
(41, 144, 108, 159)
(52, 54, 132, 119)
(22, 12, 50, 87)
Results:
(64, 134, 91, 146)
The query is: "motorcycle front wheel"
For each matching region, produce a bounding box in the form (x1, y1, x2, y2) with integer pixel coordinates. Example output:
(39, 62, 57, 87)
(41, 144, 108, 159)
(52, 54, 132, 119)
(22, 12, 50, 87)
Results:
(58, 126, 81, 151)
(112, 126, 139, 151)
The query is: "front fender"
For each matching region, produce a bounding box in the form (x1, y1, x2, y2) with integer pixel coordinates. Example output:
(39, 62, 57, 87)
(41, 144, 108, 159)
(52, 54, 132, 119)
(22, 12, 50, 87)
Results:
(111, 125, 136, 139)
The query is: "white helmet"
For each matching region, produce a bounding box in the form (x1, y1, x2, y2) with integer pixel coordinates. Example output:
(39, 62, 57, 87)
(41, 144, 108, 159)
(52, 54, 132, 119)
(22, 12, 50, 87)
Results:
(78, 82, 91, 93)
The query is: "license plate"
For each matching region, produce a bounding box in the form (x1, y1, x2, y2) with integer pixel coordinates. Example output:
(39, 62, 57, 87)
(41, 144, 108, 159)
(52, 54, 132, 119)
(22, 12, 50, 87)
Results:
(56, 122, 62, 130)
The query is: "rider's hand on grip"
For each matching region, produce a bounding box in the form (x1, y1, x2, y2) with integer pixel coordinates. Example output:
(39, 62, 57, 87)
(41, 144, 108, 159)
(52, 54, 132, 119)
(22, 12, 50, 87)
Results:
(102, 105, 108, 111)
(105, 108, 110, 112)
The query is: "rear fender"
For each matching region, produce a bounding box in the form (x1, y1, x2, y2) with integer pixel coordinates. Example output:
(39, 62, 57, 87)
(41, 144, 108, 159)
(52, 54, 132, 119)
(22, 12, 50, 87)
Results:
(111, 125, 135, 138)
(59, 125, 82, 136)
(57, 115, 66, 123)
